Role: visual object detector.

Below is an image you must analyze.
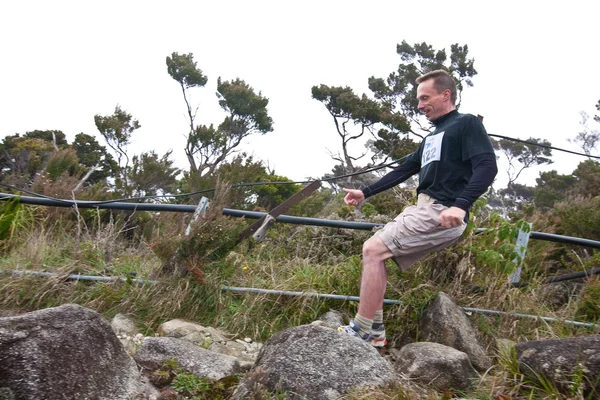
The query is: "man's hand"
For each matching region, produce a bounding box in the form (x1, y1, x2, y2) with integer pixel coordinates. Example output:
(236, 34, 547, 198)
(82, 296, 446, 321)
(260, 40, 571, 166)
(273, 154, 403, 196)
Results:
(439, 206, 466, 228)
(342, 188, 365, 206)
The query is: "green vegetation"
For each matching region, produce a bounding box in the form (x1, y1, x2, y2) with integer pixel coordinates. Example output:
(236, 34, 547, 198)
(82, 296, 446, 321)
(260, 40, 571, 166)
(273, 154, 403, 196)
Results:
(1, 43, 600, 399)
(1, 181, 599, 398)
(153, 359, 241, 399)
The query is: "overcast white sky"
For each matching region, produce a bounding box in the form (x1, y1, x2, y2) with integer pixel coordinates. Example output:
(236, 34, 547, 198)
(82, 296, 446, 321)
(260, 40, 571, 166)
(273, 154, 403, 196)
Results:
(1, 1, 599, 190)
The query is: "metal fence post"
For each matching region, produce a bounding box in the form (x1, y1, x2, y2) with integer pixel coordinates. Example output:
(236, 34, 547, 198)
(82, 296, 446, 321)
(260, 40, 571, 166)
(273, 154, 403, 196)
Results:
(184, 196, 209, 236)
(510, 222, 532, 285)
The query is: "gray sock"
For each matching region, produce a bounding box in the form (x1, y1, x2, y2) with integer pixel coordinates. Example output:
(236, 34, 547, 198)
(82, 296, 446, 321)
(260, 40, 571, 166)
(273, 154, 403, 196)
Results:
(353, 314, 373, 336)
(373, 310, 384, 325)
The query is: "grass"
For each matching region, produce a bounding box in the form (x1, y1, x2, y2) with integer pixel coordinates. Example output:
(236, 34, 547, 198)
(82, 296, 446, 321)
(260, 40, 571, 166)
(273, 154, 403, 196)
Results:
(1, 194, 598, 399)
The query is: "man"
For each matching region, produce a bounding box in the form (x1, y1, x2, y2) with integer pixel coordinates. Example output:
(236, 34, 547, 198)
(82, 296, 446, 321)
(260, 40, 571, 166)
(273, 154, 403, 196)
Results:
(339, 69, 497, 347)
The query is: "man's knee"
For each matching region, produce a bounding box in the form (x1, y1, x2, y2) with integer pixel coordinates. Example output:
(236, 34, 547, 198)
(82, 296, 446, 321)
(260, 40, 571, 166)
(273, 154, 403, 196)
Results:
(363, 237, 392, 262)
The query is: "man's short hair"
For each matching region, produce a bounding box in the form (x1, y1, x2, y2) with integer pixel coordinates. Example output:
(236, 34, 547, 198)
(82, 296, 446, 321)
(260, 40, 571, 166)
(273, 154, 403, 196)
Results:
(416, 69, 457, 105)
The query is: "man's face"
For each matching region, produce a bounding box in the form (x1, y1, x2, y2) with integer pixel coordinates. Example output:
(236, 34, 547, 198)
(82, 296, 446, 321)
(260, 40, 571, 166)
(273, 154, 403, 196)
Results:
(416, 79, 450, 121)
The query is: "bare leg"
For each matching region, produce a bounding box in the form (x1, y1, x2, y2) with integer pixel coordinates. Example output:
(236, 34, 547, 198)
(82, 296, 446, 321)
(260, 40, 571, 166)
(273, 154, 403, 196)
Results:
(357, 236, 393, 319)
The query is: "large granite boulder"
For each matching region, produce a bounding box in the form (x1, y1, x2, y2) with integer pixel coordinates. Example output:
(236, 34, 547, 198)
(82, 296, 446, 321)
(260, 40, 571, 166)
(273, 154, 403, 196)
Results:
(419, 292, 492, 371)
(134, 336, 247, 381)
(232, 324, 395, 399)
(516, 334, 600, 397)
(395, 342, 479, 391)
(0, 304, 155, 400)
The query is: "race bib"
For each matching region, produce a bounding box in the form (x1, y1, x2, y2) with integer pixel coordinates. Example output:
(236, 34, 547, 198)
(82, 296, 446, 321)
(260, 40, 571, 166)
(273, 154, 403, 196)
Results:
(421, 131, 445, 167)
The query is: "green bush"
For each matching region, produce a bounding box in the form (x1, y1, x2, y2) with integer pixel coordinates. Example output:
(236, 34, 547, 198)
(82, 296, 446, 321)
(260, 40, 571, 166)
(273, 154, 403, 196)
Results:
(556, 196, 600, 240)
(575, 277, 600, 322)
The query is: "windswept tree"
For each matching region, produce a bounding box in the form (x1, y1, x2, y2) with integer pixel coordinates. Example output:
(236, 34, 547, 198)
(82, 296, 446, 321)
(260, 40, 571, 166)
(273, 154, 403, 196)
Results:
(211, 77, 273, 171)
(492, 137, 553, 186)
(572, 159, 600, 198)
(367, 41, 477, 160)
(71, 133, 117, 189)
(312, 41, 478, 186)
(534, 170, 577, 209)
(94, 105, 141, 194)
(0, 131, 66, 186)
(22, 130, 68, 150)
(568, 105, 600, 156)
(166, 52, 208, 172)
(311, 85, 386, 171)
(167, 52, 273, 177)
(488, 137, 553, 213)
(128, 150, 180, 199)
(184, 78, 273, 177)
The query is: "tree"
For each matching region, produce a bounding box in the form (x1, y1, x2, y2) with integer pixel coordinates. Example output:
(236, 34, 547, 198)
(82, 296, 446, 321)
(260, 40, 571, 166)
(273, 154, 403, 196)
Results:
(166, 52, 208, 172)
(187, 78, 273, 177)
(534, 170, 577, 208)
(572, 159, 600, 198)
(252, 173, 302, 211)
(311, 85, 384, 172)
(312, 41, 477, 191)
(492, 137, 553, 186)
(312, 40, 478, 187)
(71, 133, 117, 188)
(167, 52, 273, 177)
(180, 153, 300, 211)
(0, 132, 57, 185)
(568, 109, 600, 156)
(367, 41, 477, 156)
(24, 130, 68, 150)
(128, 151, 180, 199)
(94, 105, 141, 194)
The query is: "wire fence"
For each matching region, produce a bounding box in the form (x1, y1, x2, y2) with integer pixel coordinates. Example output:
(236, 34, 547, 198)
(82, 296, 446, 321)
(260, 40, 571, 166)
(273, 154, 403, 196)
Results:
(1, 192, 599, 329)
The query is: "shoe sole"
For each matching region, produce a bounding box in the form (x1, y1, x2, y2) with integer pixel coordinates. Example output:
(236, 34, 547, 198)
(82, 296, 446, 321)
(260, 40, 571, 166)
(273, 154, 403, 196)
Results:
(370, 337, 387, 348)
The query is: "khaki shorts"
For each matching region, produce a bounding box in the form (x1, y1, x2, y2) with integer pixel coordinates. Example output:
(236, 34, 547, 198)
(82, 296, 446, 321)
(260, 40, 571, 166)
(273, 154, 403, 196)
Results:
(374, 193, 466, 270)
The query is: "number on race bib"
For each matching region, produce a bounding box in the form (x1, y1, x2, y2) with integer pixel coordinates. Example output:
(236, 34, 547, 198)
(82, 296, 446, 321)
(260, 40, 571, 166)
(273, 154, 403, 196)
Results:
(421, 131, 445, 167)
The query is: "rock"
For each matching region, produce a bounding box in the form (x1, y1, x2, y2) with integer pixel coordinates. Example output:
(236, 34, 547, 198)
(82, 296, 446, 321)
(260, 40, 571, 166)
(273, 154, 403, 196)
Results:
(181, 331, 211, 347)
(235, 338, 256, 352)
(209, 342, 256, 369)
(226, 340, 248, 352)
(516, 334, 600, 397)
(394, 342, 479, 391)
(111, 313, 137, 336)
(157, 319, 205, 337)
(134, 336, 248, 381)
(311, 310, 344, 330)
(419, 292, 492, 371)
(204, 326, 230, 343)
(232, 324, 395, 399)
(209, 341, 241, 357)
(0, 304, 157, 400)
(118, 334, 138, 356)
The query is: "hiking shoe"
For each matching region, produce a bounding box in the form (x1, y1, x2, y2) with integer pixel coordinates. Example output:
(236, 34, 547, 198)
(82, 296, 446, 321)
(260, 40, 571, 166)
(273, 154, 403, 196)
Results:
(338, 320, 386, 348)
(369, 323, 387, 347)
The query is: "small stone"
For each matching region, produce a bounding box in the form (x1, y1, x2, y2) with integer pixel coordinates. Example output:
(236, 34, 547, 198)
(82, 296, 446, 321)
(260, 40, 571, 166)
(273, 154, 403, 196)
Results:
(244, 337, 252, 343)
(227, 340, 247, 351)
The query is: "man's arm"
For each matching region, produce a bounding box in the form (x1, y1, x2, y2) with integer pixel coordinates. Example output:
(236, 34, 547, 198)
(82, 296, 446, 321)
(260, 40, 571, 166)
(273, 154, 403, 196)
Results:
(439, 152, 497, 228)
(452, 152, 498, 211)
(360, 160, 421, 199)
